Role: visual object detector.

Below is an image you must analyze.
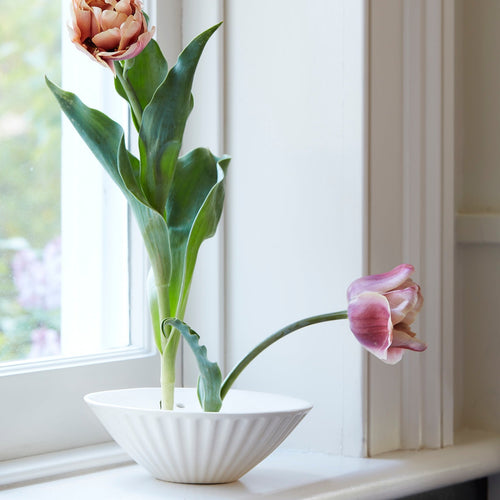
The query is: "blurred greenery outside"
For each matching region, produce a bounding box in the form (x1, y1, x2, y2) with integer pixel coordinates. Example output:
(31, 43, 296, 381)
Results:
(0, 0, 62, 360)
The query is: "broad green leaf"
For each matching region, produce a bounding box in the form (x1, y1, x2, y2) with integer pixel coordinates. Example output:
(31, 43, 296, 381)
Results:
(163, 318, 222, 412)
(166, 148, 230, 316)
(132, 201, 172, 289)
(179, 163, 228, 311)
(115, 39, 168, 130)
(117, 136, 150, 206)
(138, 22, 222, 214)
(46, 77, 127, 192)
(46, 77, 172, 288)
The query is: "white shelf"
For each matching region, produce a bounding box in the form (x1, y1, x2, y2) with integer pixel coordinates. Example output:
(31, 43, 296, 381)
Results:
(2, 430, 499, 499)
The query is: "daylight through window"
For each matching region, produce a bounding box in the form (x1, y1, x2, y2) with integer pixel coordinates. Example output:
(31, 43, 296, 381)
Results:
(0, 0, 131, 365)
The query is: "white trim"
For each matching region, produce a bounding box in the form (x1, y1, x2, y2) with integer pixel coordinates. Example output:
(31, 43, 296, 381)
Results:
(441, 0, 456, 449)
(367, 0, 404, 455)
(402, 0, 447, 451)
(0, 443, 130, 489)
(422, 0, 448, 450)
(368, 0, 454, 453)
(2, 430, 499, 498)
(0, 346, 153, 376)
(401, 0, 425, 451)
(341, 0, 369, 459)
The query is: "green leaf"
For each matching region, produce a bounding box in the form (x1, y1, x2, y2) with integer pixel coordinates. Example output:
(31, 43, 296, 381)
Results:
(46, 77, 127, 192)
(163, 318, 222, 412)
(132, 202, 172, 289)
(115, 39, 168, 130)
(46, 77, 172, 288)
(138, 22, 222, 213)
(166, 148, 230, 316)
(117, 136, 150, 206)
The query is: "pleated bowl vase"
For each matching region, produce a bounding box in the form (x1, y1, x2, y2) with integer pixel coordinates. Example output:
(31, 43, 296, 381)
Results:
(84, 387, 312, 484)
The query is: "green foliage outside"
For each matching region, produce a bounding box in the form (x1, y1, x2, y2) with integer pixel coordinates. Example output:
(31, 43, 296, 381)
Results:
(0, 0, 61, 360)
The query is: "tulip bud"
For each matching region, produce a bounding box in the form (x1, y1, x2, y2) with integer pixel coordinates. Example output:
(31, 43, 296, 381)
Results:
(347, 264, 426, 364)
(70, 0, 154, 71)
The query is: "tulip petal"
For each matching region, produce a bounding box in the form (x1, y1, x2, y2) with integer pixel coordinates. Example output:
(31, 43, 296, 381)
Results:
(92, 28, 122, 50)
(392, 328, 427, 352)
(347, 292, 392, 361)
(90, 7, 103, 37)
(347, 264, 415, 301)
(119, 16, 142, 51)
(404, 290, 424, 325)
(73, 9, 93, 42)
(114, 28, 154, 60)
(385, 285, 420, 325)
(101, 10, 128, 30)
(115, 0, 133, 15)
(385, 347, 405, 365)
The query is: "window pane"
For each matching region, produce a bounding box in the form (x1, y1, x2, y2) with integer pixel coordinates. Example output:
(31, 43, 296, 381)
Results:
(0, 0, 62, 361)
(0, 1, 131, 364)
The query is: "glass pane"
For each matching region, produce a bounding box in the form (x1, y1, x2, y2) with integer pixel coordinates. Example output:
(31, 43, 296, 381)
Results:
(0, 0, 62, 361)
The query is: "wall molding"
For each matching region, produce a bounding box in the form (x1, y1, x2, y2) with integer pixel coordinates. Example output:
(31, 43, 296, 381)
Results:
(368, 0, 455, 454)
(400, 0, 455, 451)
(0, 443, 130, 489)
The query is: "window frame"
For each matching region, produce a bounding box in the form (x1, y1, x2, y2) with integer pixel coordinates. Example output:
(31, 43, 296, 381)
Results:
(0, 0, 160, 462)
(0, 0, 464, 482)
(366, 0, 455, 455)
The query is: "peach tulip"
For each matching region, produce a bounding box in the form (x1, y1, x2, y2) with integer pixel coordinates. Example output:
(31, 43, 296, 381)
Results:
(347, 264, 426, 364)
(70, 0, 154, 71)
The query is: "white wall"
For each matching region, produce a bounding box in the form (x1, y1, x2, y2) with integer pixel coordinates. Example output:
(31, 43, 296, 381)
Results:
(222, 0, 365, 454)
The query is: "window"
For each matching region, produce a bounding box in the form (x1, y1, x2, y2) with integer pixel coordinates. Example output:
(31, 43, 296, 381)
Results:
(0, 0, 61, 362)
(0, 0, 158, 461)
(1, 0, 457, 477)
(0, 1, 131, 365)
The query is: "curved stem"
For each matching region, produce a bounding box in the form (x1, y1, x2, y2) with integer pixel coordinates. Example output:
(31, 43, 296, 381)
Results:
(220, 310, 348, 401)
(114, 61, 143, 126)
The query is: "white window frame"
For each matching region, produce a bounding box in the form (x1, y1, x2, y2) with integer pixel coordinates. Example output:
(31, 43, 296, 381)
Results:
(0, 0, 160, 463)
(367, 0, 455, 455)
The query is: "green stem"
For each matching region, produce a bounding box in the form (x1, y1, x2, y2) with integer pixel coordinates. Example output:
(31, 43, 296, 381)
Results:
(156, 283, 171, 347)
(220, 310, 348, 401)
(114, 61, 143, 126)
(156, 282, 177, 410)
(160, 330, 181, 410)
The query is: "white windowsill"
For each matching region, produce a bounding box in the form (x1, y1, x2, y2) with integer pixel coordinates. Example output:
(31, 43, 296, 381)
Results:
(1, 429, 499, 499)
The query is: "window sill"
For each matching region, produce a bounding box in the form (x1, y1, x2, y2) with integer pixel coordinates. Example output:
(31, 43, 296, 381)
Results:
(2, 429, 500, 499)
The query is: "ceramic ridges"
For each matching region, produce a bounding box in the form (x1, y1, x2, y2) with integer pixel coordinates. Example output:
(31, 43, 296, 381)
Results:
(85, 388, 312, 484)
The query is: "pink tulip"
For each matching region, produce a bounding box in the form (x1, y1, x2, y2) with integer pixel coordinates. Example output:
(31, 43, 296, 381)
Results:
(70, 0, 154, 71)
(347, 264, 426, 364)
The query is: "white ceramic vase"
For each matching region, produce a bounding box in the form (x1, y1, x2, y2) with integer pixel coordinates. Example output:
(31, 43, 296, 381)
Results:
(84, 387, 312, 484)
